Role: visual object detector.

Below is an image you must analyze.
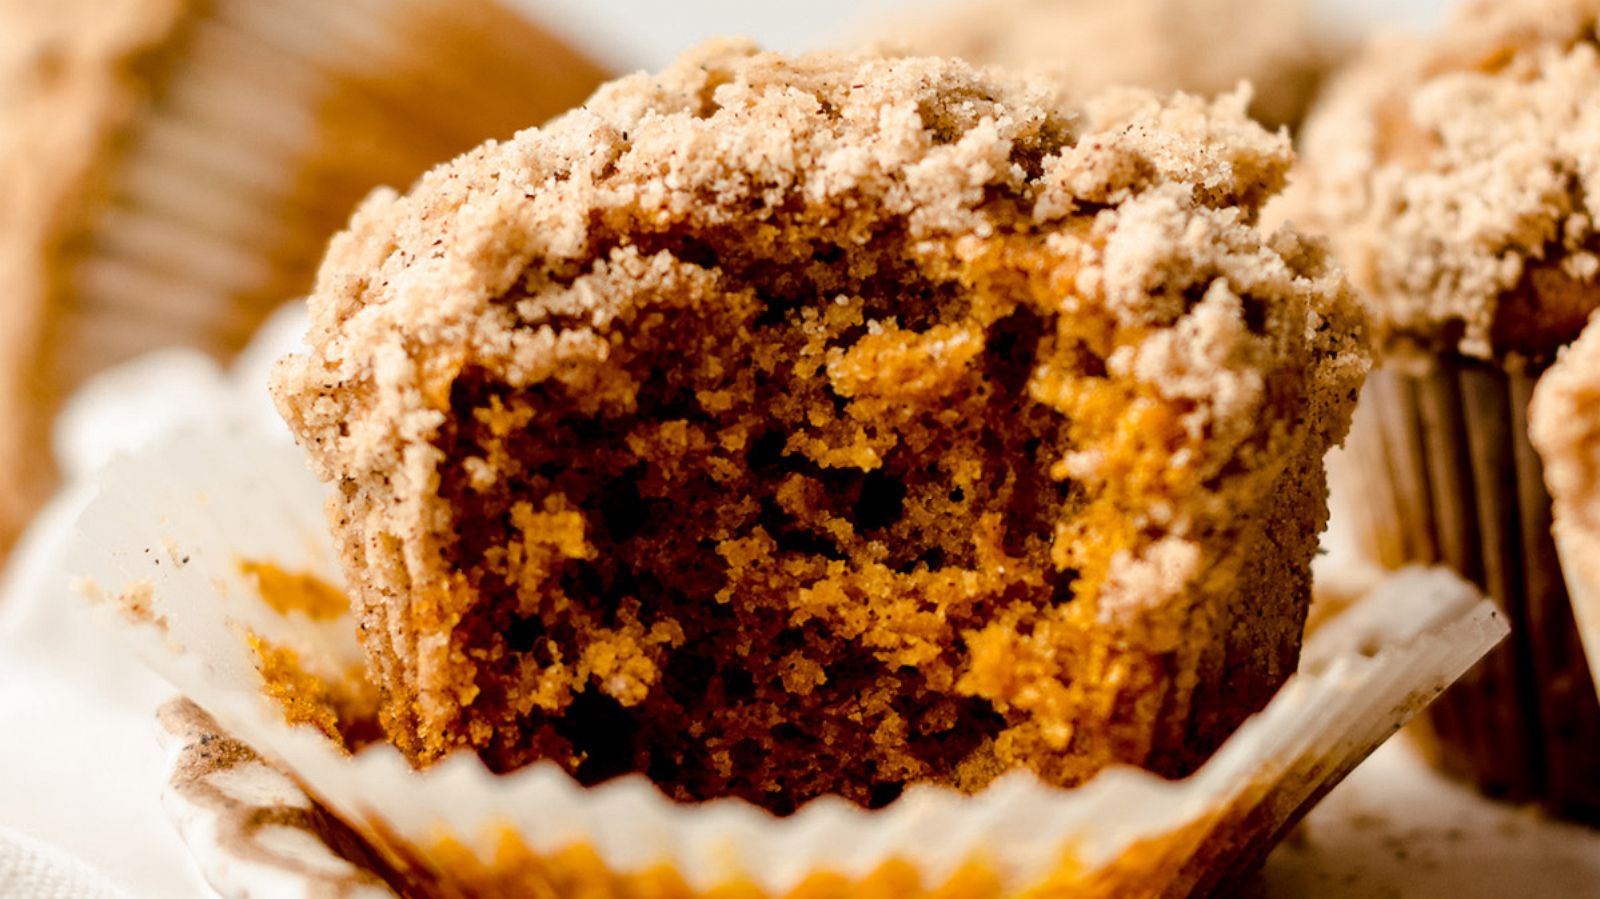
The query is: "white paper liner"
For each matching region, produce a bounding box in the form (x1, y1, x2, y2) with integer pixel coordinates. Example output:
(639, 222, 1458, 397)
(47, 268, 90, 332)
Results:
(61, 393, 1508, 896)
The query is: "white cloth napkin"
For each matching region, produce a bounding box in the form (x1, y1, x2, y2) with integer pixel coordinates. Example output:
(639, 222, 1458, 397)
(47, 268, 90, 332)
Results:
(0, 826, 130, 899)
(0, 307, 308, 899)
(0, 575, 205, 898)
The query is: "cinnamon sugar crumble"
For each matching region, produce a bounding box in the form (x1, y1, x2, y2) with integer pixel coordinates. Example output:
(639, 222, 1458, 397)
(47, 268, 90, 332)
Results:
(274, 43, 1366, 813)
(1293, 0, 1600, 360)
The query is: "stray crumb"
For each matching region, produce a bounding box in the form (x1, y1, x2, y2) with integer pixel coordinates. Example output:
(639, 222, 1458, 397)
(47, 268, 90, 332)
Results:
(238, 560, 349, 621)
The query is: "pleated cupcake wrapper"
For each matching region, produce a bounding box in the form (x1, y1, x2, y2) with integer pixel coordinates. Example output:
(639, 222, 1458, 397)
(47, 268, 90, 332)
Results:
(57, 0, 603, 385)
(1334, 360, 1600, 821)
(65, 415, 1505, 899)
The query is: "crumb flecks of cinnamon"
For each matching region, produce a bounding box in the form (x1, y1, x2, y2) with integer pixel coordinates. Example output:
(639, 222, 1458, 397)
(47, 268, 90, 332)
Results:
(1294, 0, 1600, 361)
(114, 579, 167, 631)
(274, 43, 1367, 813)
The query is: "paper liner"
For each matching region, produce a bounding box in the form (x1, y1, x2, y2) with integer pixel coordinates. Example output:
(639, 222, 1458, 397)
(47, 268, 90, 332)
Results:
(64, 410, 1506, 898)
(1335, 360, 1600, 822)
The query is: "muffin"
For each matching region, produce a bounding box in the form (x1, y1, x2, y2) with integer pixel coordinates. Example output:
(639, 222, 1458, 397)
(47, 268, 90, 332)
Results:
(1532, 318, 1600, 683)
(882, 0, 1328, 130)
(273, 41, 1368, 815)
(1295, 0, 1600, 820)
(0, 0, 607, 554)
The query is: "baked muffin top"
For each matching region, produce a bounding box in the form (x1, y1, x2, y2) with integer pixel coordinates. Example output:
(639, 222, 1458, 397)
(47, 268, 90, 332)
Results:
(881, 0, 1327, 130)
(1294, 0, 1600, 361)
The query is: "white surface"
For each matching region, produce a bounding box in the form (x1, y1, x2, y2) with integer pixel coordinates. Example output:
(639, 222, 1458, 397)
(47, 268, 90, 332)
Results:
(1259, 739, 1600, 897)
(0, 314, 300, 899)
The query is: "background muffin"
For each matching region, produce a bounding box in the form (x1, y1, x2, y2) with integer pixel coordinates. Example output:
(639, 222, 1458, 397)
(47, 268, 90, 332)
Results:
(1294, 0, 1600, 821)
(0, 0, 606, 556)
(880, 0, 1330, 129)
(273, 41, 1367, 813)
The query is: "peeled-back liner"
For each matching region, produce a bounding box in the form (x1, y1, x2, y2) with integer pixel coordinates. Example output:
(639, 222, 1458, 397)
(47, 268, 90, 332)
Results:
(68, 416, 1505, 897)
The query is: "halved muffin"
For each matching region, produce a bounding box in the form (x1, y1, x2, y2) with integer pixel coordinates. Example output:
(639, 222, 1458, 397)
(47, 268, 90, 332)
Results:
(273, 42, 1367, 814)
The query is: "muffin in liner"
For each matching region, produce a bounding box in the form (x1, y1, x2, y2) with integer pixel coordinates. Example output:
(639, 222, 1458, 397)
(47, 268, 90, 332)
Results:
(1294, 0, 1600, 821)
(0, 0, 607, 551)
(69, 418, 1503, 898)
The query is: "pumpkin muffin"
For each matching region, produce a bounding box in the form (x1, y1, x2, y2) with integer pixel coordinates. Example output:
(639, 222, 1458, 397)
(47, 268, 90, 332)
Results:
(1294, 0, 1600, 821)
(0, 0, 605, 555)
(273, 41, 1367, 814)
(882, 0, 1329, 130)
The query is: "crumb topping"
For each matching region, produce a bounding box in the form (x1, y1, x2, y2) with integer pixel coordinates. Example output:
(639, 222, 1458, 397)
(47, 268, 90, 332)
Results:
(1293, 0, 1600, 360)
(275, 42, 1365, 812)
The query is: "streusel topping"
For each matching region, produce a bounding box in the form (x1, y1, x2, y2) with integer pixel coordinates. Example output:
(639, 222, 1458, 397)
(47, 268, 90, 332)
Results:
(1294, 0, 1600, 360)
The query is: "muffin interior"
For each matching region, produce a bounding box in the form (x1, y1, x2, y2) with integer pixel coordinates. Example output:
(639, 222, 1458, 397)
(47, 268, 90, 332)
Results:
(431, 218, 1278, 812)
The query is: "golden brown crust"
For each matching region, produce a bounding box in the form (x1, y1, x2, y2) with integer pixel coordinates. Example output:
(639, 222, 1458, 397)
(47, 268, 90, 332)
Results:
(1293, 0, 1600, 361)
(877, 0, 1329, 130)
(275, 42, 1367, 811)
